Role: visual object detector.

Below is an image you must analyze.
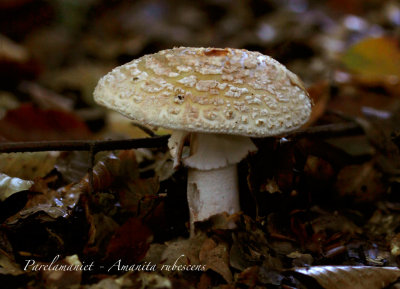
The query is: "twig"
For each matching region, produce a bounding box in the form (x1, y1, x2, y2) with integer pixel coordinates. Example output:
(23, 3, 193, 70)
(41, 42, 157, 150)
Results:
(0, 135, 169, 153)
(88, 143, 95, 194)
(0, 122, 363, 154)
(131, 122, 156, 137)
(286, 122, 363, 139)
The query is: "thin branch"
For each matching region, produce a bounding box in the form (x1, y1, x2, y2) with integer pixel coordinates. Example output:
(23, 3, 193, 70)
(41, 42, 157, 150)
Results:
(285, 122, 363, 139)
(0, 122, 363, 154)
(131, 122, 156, 137)
(0, 135, 169, 153)
(88, 143, 95, 195)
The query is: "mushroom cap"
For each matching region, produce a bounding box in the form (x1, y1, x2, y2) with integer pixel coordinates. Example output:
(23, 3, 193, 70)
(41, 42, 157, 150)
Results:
(94, 47, 311, 137)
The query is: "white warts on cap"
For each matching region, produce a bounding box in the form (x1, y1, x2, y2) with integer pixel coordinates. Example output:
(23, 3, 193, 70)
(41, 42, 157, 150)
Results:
(94, 47, 312, 138)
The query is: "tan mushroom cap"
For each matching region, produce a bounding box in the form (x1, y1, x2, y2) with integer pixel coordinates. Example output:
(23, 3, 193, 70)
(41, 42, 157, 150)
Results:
(94, 47, 312, 137)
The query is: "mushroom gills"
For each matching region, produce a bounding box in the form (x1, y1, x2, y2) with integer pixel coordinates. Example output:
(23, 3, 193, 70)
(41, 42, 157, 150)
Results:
(184, 133, 257, 170)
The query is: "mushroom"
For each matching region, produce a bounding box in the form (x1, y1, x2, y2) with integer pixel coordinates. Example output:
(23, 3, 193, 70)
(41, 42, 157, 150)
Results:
(93, 47, 312, 234)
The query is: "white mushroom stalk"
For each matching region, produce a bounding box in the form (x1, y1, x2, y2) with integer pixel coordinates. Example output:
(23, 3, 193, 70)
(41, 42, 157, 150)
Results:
(169, 131, 257, 232)
(93, 47, 312, 235)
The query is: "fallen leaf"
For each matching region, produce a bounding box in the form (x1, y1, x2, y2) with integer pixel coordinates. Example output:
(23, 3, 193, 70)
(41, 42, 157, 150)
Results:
(104, 111, 150, 139)
(0, 103, 91, 141)
(117, 177, 160, 217)
(336, 161, 386, 202)
(0, 173, 33, 201)
(4, 175, 76, 224)
(41, 63, 112, 105)
(105, 218, 153, 265)
(0, 249, 23, 276)
(199, 238, 232, 283)
(293, 266, 400, 289)
(40, 255, 82, 288)
(231, 215, 272, 269)
(0, 152, 58, 180)
(160, 234, 206, 276)
(327, 0, 374, 14)
(236, 266, 259, 288)
(19, 81, 74, 111)
(133, 272, 172, 289)
(0, 91, 19, 119)
(303, 155, 336, 194)
(55, 151, 91, 184)
(0, 34, 29, 62)
(84, 213, 119, 257)
(355, 109, 400, 176)
(85, 272, 172, 289)
(341, 37, 400, 81)
(306, 81, 330, 126)
(197, 272, 212, 289)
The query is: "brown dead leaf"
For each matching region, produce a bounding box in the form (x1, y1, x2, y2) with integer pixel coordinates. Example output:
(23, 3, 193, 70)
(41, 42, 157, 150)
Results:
(0, 33, 40, 83)
(4, 175, 77, 225)
(84, 272, 172, 289)
(199, 238, 232, 284)
(160, 234, 206, 276)
(104, 111, 150, 139)
(197, 272, 212, 289)
(293, 266, 400, 289)
(304, 155, 336, 194)
(0, 152, 58, 180)
(230, 216, 272, 269)
(310, 208, 362, 239)
(327, 0, 372, 14)
(236, 266, 259, 288)
(306, 81, 330, 126)
(105, 218, 153, 265)
(70, 150, 138, 199)
(356, 110, 400, 176)
(55, 151, 92, 184)
(0, 103, 91, 141)
(336, 160, 386, 202)
(40, 255, 82, 289)
(0, 248, 23, 276)
(117, 177, 160, 217)
(42, 63, 113, 105)
(19, 81, 74, 111)
(84, 212, 119, 257)
(0, 34, 29, 62)
(390, 233, 400, 257)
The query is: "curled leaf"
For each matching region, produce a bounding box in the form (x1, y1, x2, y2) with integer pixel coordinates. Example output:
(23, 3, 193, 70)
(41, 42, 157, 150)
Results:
(293, 266, 400, 289)
(5, 176, 76, 224)
(0, 173, 33, 201)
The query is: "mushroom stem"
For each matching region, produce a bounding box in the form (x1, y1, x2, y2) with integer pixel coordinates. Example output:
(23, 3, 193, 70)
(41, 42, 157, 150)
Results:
(184, 132, 257, 235)
(187, 164, 239, 234)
